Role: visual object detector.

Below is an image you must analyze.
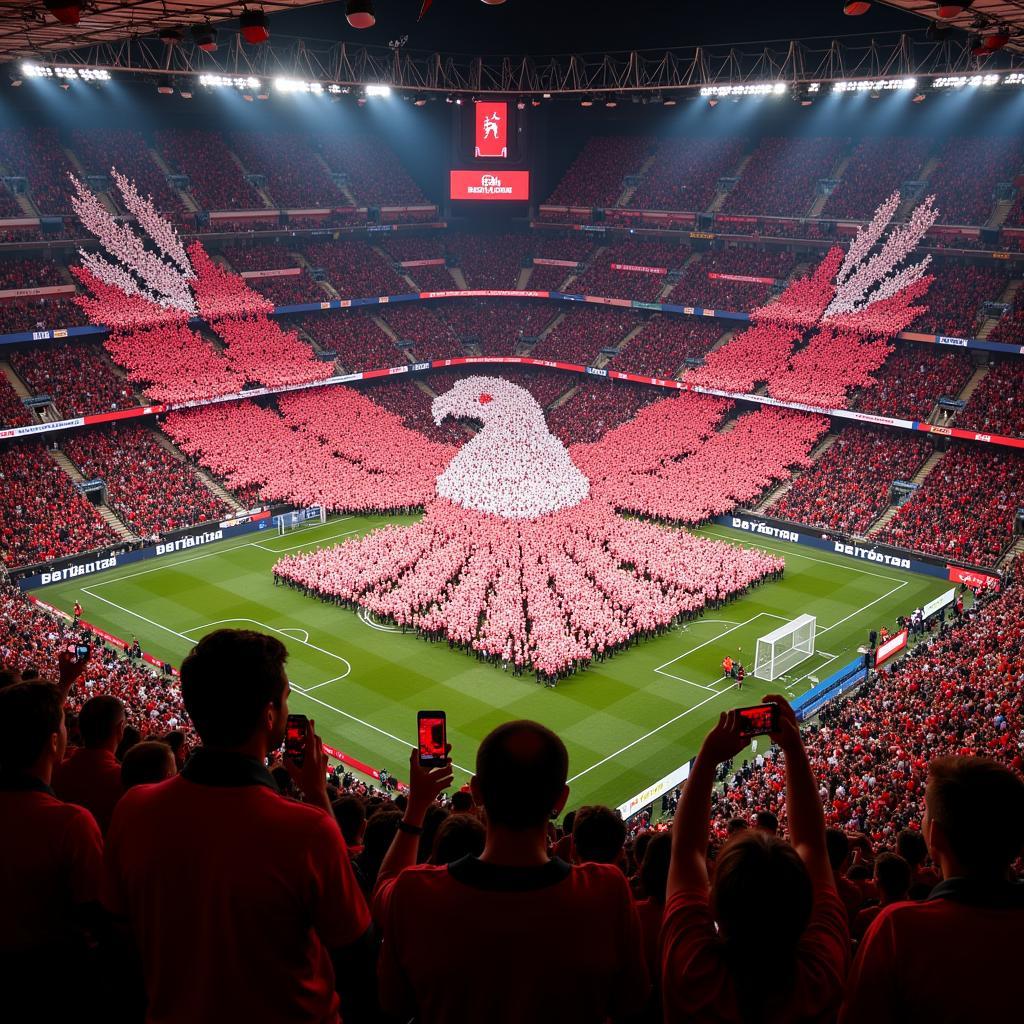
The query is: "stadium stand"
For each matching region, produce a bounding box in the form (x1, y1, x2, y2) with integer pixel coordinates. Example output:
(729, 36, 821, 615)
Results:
(546, 380, 661, 445)
(989, 289, 1024, 347)
(304, 240, 409, 297)
(530, 305, 643, 364)
(0, 296, 85, 335)
(958, 358, 1024, 438)
(628, 136, 746, 212)
(926, 135, 1024, 226)
(378, 304, 461, 362)
(0, 441, 115, 565)
(154, 129, 263, 210)
(0, 127, 78, 214)
(880, 445, 1024, 564)
(855, 345, 973, 421)
(769, 426, 931, 535)
(229, 132, 346, 209)
(610, 316, 724, 378)
(721, 136, 847, 217)
(61, 426, 229, 537)
(571, 239, 687, 302)
(668, 247, 795, 309)
(440, 300, 556, 355)
(219, 240, 299, 272)
(10, 341, 136, 416)
(545, 136, 653, 208)
(317, 135, 428, 207)
(912, 263, 1010, 337)
(822, 137, 930, 221)
(300, 310, 401, 371)
(446, 233, 533, 291)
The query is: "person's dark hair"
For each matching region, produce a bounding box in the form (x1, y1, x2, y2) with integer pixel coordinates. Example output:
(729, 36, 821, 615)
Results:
(926, 756, 1024, 878)
(393, 793, 408, 813)
(180, 629, 288, 746)
(332, 796, 367, 847)
(0, 682, 63, 772)
(560, 808, 577, 837)
(824, 828, 851, 871)
(632, 830, 653, 869)
(726, 817, 750, 835)
(115, 725, 141, 762)
(430, 812, 486, 865)
(848, 862, 871, 882)
(896, 828, 929, 868)
(120, 741, 176, 789)
(270, 764, 296, 798)
(475, 720, 568, 830)
(418, 802, 448, 863)
(712, 831, 813, 1011)
(755, 810, 779, 834)
(874, 852, 911, 902)
(162, 730, 186, 757)
(78, 694, 125, 748)
(573, 805, 626, 864)
(361, 808, 402, 862)
(450, 790, 474, 814)
(639, 832, 672, 904)
(0, 667, 23, 689)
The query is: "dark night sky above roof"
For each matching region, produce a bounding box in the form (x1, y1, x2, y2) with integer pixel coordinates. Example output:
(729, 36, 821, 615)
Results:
(271, 1, 924, 54)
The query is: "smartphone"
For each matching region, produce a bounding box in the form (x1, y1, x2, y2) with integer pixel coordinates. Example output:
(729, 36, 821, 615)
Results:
(417, 710, 448, 768)
(284, 714, 308, 767)
(736, 703, 779, 738)
(75, 643, 90, 661)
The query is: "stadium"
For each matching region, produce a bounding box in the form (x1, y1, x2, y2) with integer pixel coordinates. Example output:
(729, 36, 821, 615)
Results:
(2, 1, 1023, 1021)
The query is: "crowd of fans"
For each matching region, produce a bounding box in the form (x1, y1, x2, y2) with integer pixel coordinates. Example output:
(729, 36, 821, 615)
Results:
(881, 444, 1024, 564)
(913, 262, 1009, 337)
(445, 233, 533, 291)
(546, 380, 660, 445)
(154, 129, 263, 211)
(990, 287, 1024, 347)
(959, 357, 1024, 438)
(855, 345, 973, 421)
(572, 239, 687, 302)
(927, 135, 1024, 226)
(822, 137, 931, 221)
(530, 305, 642, 364)
(0, 440, 114, 566)
(0, 127, 78, 214)
(229, 132, 345, 209)
(722, 136, 847, 217)
(0, 256, 67, 291)
(0, 375, 31, 428)
(305, 240, 408, 298)
(246, 273, 327, 306)
(545, 135, 654, 208)
(440, 299, 555, 355)
(317, 135, 428, 207)
(10, 341, 135, 417)
(609, 316, 725, 378)
(629, 136, 746, 213)
(668, 247, 795, 310)
(770, 426, 931, 535)
(61, 426, 229, 538)
(302, 311, 403, 372)
(359, 378, 469, 445)
(378, 304, 461, 363)
(0, 296, 85, 336)
(220, 240, 299, 273)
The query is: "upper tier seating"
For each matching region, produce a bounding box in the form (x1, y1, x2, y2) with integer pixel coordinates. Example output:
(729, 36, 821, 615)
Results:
(629, 137, 746, 213)
(154, 130, 263, 211)
(545, 136, 654, 209)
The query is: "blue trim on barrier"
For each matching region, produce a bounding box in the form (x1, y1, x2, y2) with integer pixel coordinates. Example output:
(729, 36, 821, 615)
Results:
(18, 515, 274, 591)
(791, 659, 867, 722)
(711, 512, 956, 580)
(0, 324, 107, 346)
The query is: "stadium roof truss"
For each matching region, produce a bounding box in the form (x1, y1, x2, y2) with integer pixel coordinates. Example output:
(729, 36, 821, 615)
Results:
(881, 1, 1024, 54)
(9, 29, 1024, 96)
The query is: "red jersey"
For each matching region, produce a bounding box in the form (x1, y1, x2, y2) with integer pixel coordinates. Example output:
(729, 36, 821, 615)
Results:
(104, 749, 370, 1024)
(841, 879, 1024, 1024)
(54, 747, 123, 833)
(662, 885, 849, 1023)
(378, 856, 650, 1023)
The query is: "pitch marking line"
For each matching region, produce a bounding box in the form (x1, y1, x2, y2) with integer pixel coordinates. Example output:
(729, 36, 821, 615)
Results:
(252, 527, 359, 554)
(358, 607, 402, 633)
(279, 628, 309, 643)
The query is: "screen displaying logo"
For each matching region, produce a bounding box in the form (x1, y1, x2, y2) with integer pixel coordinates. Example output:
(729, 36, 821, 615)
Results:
(450, 170, 530, 201)
(475, 101, 508, 158)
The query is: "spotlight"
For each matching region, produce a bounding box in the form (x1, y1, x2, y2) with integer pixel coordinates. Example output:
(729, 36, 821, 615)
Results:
(366, 84, 391, 97)
(663, 95, 677, 106)
(414, 95, 427, 106)
(481, 0, 506, 4)
(239, 10, 270, 45)
(157, 77, 175, 96)
(44, 0, 81, 26)
(605, 97, 617, 108)
(981, 27, 1011, 52)
(346, 0, 376, 28)
(179, 86, 193, 100)
(159, 27, 184, 46)
(580, 96, 593, 107)
(843, 2, 871, 14)
(936, 2, 972, 17)
(192, 22, 218, 52)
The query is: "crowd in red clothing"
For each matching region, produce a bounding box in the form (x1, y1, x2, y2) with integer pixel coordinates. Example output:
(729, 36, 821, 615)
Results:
(545, 135, 653, 208)
(359, 378, 468, 445)
(547, 380, 661, 445)
(573, 240, 687, 302)
(302, 311, 401, 371)
(440, 299, 555, 355)
(11, 341, 135, 416)
(881, 444, 1024, 565)
(668, 247, 795, 310)
(722, 137, 847, 217)
(531, 305, 642, 364)
(959, 358, 1024, 438)
(990, 288, 1024, 347)
(317, 135, 427, 207)
(0, 128, 78, 214)
(770, 426, 931, 536)
(0, 375, 31, 428)
(629, 136, 746, 213)
(220, 240, 298, 272)
(0, 296, 85, 336)
(855, 345, 973, 421)
(0, 256, 66, 290)
(305, 240, 408, 298)
(0, 441, 114, 567)
(913, 263, 1008, 337)
(927, 135, 1024, 226)
(823, 137, 930, 221)
(154, 129, 262, 211)
(446, 233, 533, 291)
(609, 316, 724, 378)
(229, 132, 345, 209)
(247, 273, 327, 305)
(61, 426, 229, 538)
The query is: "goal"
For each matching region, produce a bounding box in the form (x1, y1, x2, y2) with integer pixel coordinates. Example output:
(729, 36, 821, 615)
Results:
(753, 614, 816, 682)
(275, 505, 327, 535)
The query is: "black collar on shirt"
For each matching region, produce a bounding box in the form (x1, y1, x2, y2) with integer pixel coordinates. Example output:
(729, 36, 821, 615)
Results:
(447, 855, 572, 892)
(0, 771, 55, 796)
(181, 748, 279, 791)
(928, 877, 1024, 909)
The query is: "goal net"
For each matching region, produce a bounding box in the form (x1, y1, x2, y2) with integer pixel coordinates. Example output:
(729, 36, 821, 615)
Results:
(754, 614, 816, 682)
(275, 505, 327, 535)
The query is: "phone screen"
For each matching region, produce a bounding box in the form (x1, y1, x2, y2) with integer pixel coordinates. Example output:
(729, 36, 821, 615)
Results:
(417, 712, 447, 768)
(75, 644, 90, 660)
(736, 704, 778, 738)
(284, 714, 308, 766)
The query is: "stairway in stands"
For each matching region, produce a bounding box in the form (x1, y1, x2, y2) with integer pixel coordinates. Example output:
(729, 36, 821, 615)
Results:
(753, 432, 839, 513)
(48, 449, 139, 543)
(865, 448, 945, 537)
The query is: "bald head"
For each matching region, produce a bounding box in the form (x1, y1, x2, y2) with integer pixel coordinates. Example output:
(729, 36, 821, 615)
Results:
(474, 720, 569, 830)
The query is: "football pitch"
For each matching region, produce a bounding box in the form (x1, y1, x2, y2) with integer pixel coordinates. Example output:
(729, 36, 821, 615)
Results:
(37, 516, 952, 810)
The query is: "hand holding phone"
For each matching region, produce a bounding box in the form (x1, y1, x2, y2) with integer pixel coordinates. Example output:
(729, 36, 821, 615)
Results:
(735, 703, 780, 738)
(284, 714, 309, 768)
(417, 710, 448, 769)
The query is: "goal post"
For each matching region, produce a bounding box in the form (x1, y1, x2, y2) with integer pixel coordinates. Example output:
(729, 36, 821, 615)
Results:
(754, 614, 816, 682)
(275, 505, 327, 535)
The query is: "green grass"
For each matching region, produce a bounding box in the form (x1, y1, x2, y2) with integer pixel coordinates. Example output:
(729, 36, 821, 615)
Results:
(37, 516, 951, 809)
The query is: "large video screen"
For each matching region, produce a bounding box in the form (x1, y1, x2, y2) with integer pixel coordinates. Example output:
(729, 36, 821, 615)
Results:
(450, 169, 530, 202)
(475, 101, 508, 158)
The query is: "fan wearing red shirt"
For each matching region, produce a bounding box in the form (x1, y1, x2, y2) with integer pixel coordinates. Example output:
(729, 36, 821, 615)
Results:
(376, 720, 650, 1023)
(54, 694, 126, 833)
(662, 696, 850, 1024)
(103, 629, 373, 1024)
(0, 681, 105, 1020)
(841, 756, 1024, 1024)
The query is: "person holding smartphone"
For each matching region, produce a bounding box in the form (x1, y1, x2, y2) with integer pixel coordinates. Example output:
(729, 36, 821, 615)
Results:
(662, 696, 849, 1023)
